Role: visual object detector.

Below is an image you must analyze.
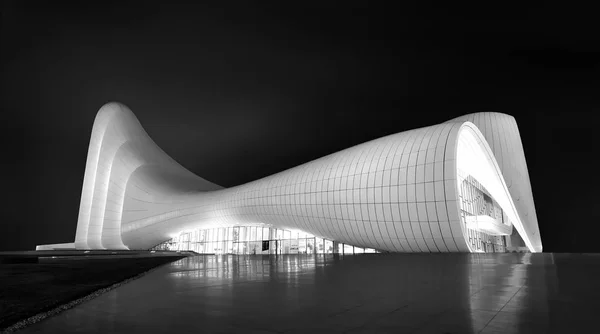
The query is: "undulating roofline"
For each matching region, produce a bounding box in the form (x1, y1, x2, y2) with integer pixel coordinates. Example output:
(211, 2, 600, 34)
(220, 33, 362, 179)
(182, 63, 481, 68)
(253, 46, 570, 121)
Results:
(38, 102, 542, 252)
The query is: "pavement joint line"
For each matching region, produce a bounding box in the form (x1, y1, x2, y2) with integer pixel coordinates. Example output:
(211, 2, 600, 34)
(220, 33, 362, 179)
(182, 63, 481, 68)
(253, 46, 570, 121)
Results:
(477, 284, 525, 334)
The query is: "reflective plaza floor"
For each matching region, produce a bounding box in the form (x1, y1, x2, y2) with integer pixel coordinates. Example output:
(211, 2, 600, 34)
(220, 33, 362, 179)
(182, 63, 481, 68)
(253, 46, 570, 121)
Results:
(19, 253, 600, 333)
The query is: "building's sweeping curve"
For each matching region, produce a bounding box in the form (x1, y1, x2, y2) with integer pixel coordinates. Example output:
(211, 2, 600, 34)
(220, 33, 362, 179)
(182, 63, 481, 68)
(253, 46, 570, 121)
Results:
(38, 102, 542, 253)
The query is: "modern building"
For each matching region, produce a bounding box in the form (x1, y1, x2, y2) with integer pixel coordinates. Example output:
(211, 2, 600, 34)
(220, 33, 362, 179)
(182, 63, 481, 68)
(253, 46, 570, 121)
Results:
(37, 102, 542, 253)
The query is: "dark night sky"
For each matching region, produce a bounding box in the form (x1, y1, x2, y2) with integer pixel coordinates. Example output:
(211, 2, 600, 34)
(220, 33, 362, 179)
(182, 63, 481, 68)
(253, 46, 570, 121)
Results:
(2, 1, 599, 252)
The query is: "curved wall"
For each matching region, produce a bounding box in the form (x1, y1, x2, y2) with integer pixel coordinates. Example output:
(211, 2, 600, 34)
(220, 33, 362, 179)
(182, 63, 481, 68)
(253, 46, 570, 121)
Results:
(448, 113, 542, 252)
(67, 102, 540, 253)
(74, 103, 222, 249)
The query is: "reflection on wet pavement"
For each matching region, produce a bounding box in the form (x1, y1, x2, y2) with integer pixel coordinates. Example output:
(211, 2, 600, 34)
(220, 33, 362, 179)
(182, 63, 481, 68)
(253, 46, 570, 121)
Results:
(19, 253, 600, 333)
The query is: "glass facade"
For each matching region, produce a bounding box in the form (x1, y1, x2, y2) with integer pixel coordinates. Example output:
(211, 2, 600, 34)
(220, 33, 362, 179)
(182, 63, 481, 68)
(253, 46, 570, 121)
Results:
(457, 170, 509, 253)
(151, 226, 378, 255)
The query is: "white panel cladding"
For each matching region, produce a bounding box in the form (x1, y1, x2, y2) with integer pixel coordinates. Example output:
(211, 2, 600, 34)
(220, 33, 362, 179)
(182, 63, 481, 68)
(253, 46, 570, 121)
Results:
(56, 102, 541, 253)
(73, 103, 223, 250)
(447, 113, 542, 252)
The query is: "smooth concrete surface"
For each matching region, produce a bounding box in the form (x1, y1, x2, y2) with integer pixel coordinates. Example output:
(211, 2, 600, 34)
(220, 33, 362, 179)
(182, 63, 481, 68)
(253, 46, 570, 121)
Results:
(18, 253, 599, 333)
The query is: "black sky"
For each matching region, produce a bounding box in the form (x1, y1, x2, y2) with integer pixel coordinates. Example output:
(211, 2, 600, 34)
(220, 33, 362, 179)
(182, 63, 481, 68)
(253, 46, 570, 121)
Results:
(2, 1, 599, 252)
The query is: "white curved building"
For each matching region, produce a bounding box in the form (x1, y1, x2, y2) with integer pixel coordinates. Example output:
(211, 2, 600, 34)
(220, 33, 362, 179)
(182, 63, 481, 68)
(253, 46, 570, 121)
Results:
(37, 102, 542, 253)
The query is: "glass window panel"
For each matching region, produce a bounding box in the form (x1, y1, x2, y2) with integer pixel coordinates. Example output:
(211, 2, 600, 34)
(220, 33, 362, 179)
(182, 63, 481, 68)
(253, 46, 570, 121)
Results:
(316, 238, 324, 254)
(256, 227, 262, 241)
(233, 227, 239, 242)
(256, 240, 262, 254)
(324, 240, 333, 254)
(306, 238, 314, 254)
(244, 227, 250, 241)
(290, 238, 299, 254)
(283, 240, 291, 253)
(299, 239, 307, 254)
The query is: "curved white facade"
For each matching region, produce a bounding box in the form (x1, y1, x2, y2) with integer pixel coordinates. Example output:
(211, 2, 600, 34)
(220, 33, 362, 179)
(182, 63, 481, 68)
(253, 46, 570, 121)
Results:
(39, 102, 542, 252)
(448, 113, 542, 252)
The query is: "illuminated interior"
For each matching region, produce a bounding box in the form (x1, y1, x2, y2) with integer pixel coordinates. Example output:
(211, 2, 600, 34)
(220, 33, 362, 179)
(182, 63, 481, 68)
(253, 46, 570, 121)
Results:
(151, 226, 378, 255)
(455, 123, 536, 252)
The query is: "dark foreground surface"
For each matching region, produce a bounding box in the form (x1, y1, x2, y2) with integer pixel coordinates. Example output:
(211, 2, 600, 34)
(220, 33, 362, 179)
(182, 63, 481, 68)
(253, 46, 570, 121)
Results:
(0, 252, 186, 331)
(13, 253, 600, 334)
